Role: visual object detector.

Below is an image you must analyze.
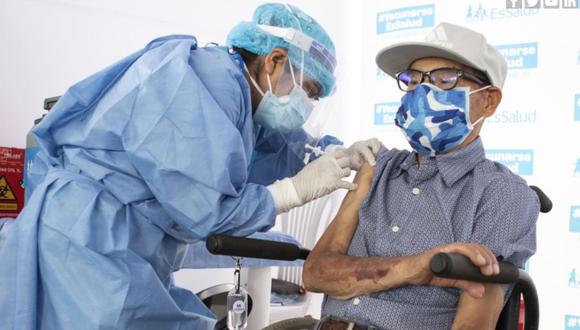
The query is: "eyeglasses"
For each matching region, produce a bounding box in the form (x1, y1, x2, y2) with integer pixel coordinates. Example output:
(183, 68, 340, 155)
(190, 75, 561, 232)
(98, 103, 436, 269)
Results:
(395, 68, 490, 92)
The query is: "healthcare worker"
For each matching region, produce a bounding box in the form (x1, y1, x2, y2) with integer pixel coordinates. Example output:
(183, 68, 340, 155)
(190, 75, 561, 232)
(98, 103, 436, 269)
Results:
(0, 3, 381, 330)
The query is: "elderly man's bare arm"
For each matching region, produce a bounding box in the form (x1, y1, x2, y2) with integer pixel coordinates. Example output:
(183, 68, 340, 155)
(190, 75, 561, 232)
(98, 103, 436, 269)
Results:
(303, 163, 501, 301)
(303, 162, 405, 300)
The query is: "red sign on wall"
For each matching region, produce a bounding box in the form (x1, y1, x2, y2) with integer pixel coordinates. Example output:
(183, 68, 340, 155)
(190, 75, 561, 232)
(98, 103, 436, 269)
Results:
(0, 147, 25, 218)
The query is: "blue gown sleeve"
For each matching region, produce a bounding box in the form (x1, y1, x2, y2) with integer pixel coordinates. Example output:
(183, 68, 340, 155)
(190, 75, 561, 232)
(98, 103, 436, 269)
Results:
(248, 127, 343, 186)
(122, 42, 276, 240)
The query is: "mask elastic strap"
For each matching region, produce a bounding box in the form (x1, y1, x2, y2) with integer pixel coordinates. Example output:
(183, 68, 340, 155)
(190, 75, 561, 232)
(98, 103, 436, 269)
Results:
(287, 54, 306, 88)
(300, 51, 305, 87)
(266, 74, 273, 93)
(244, 63, 268, 97)
(471, 115, 485, 127)
(288, 60, 298, 87)
(469, 85, 491, 127)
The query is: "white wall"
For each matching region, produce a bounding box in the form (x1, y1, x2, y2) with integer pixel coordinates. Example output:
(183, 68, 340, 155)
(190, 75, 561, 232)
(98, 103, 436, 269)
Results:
(0, 0, 361, 148)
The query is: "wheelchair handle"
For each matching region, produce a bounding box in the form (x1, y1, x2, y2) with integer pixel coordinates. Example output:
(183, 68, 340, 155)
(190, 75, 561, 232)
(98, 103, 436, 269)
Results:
(206, 235, 310, 261)
(430, 253, 520, 284)
(529, 185, 552, 213)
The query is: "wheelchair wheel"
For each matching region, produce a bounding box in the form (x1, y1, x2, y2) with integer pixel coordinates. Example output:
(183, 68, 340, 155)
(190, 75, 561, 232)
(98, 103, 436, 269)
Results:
(262, 316, 319, 330)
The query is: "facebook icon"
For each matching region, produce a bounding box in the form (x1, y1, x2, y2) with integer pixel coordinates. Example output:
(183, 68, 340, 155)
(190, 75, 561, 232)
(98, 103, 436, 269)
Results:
(506, 0, 523, 7)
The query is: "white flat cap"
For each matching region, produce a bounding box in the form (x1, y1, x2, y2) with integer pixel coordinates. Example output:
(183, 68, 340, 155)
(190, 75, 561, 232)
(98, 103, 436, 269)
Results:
(376, 22, 507, 88)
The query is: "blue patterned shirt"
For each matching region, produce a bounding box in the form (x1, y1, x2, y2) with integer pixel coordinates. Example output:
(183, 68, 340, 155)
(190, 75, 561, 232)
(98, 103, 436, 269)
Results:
(321, 138, 540, 329)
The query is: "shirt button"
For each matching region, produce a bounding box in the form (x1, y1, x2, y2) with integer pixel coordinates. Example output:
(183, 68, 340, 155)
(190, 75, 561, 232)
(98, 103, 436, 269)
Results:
(391, 225, 400, 233)
(352, 297, 361, 305)
(412, 187, 420, 195)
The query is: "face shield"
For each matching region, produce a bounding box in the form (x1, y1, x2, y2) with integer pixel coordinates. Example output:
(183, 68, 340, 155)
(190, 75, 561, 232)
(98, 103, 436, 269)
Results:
(254, 24, 339, 165)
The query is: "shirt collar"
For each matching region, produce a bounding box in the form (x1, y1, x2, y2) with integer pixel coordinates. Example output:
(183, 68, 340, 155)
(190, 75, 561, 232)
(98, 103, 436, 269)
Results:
(436, 137, 486, 186)
(399, 137, 486, 186)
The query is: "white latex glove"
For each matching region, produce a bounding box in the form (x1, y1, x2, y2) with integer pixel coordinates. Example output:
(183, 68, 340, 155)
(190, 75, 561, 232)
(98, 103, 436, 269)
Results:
(343, 138, 383, 170)
(267, 150, 356, 214)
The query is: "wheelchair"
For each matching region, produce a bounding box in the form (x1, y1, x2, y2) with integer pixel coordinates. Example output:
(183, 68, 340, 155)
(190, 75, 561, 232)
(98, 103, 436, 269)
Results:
(39, 97, 551, 330)
(205, 186, 552, 330)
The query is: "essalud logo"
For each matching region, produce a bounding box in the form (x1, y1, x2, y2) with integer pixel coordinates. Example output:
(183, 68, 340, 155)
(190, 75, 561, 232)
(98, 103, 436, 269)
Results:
(569, 268, 580, 288)
(466, 2, 539, 22)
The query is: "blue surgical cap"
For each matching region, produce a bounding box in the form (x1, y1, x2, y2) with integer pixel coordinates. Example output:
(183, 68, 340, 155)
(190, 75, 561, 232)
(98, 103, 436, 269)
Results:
(227, 3, 336, 97)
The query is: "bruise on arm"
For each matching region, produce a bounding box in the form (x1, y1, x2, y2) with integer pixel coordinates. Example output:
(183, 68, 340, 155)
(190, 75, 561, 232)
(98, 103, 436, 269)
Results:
(303, 163, 411, 300)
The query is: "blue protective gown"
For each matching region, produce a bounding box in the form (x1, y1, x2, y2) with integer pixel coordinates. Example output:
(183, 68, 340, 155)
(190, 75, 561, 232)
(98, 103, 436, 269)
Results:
(0, 35, 337, 329)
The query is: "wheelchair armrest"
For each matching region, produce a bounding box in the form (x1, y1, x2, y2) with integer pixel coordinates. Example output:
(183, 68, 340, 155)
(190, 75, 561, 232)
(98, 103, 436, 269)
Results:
(430, 253, 520, 284)
(206, 234, 310, 261)
(430, 253, 539, 330)
(529, 185, 552, 213)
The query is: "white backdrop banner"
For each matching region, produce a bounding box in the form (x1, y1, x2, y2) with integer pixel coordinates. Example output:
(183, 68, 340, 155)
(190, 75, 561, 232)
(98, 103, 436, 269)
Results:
(360, 0, 580, 328)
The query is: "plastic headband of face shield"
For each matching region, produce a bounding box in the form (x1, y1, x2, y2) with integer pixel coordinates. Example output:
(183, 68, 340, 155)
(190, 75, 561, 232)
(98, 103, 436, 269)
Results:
(256, 24, 337, 74)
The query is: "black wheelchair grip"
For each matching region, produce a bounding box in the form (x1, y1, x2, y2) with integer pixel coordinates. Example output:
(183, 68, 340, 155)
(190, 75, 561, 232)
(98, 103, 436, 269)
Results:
(529, 185, 553, 213)
(206, 235, 310, 261)
(430, 253, 519, 284)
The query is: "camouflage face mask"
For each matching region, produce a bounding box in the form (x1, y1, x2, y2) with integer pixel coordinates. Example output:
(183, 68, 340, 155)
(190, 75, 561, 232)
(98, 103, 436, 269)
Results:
(394, 83, 490, 157)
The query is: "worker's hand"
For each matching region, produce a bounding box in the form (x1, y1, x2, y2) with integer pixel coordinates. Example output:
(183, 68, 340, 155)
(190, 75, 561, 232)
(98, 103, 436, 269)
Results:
(266, 150, 356, 214)
(406, 243, 500, 299)
(293, 150, 356, 202)
(344, 138, 383, 171)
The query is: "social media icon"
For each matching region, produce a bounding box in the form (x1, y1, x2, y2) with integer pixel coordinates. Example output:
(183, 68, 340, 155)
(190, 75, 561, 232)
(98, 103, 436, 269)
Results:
(544, 0, 560, 8)
(525, 0, 541, 7)
(562, 0, 578, 8)
(507, 0, 523, 8)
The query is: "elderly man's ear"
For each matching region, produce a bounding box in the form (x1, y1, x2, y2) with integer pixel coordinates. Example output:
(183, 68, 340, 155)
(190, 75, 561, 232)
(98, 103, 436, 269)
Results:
(481, 87, 502, 118)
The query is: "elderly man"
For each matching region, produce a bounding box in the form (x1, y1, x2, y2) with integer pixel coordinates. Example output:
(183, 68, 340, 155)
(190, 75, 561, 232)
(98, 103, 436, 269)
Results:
(304, 22, 540, 330)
